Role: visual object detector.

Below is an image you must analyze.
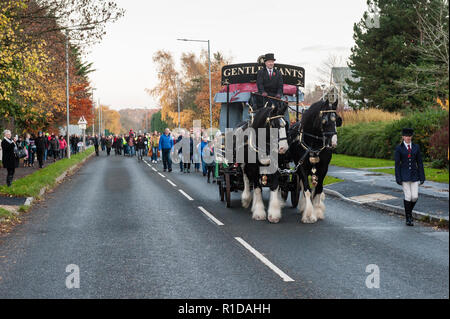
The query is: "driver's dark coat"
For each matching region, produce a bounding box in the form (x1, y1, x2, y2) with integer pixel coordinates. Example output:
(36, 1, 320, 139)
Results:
(256, 67, 283, 97)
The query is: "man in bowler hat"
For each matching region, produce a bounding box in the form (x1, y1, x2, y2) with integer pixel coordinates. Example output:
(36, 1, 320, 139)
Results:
(256, 53, 283, 108)
(395, 128, 426, 226)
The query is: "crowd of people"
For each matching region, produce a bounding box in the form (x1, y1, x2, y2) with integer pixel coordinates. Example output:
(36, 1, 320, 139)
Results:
(0, 130, 88, 186)
(92, 128, 218, 183)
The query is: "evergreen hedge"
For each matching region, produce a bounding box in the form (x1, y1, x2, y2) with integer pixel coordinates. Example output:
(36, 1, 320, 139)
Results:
(336, 108, 448, 161)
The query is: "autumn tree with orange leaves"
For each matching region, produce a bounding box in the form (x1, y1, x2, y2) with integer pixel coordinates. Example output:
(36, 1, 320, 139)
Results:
(0, 0, 124, 133)
(147, 50, 230, 130)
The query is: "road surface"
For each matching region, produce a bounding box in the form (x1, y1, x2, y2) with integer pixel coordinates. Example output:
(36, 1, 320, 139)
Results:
(0, 153, 448, 298)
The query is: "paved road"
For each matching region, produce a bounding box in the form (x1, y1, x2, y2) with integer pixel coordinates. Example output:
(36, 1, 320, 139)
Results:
(0, 154, 448, 298)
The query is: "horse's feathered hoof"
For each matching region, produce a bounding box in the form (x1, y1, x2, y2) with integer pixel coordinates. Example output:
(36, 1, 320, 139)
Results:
(268, 215, 280, 224)
(301, 215, 318, 224)
(252, 213, 266, 221)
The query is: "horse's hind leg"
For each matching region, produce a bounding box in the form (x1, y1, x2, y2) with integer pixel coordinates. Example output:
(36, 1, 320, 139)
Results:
(312, 180, 326, 220)
(251, 187, 266, 221)
(297, 172, 316, 223)
(268, 186, 283, 224)
(312, 191, 326, 220)
(241, 164, 252, 208)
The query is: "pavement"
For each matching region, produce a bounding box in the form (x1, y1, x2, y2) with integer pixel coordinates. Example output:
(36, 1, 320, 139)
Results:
(325, 166, 449, 224)
(0, 153, 447, 298)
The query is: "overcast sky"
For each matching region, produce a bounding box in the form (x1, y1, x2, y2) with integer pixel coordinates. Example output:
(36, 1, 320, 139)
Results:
(86, 0, 368, 110)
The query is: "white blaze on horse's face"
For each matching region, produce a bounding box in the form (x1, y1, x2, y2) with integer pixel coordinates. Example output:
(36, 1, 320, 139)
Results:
(278, 118, 289, 154)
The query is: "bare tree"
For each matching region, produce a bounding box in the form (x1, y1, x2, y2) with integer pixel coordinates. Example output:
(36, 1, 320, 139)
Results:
(16, 0, 125, 47)
(397, 0, 449, 98)
(316, 54, 348, 85)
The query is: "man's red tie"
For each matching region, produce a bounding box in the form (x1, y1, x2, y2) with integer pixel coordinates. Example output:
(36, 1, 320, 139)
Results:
(408, 145, 411, 158)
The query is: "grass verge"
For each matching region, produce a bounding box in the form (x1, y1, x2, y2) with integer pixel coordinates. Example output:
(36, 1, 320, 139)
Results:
(323, 175, 343, 185)
(0, 207, 14, 219)
(330, 154, 394, 168)
(331, 154, 448, 183)
(372, 167, 449, 184)
(0, 147, 94, 198)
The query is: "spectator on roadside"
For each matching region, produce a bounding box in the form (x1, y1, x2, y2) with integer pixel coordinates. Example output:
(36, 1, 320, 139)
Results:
(49, 134, 59, 162)
(105, 135, 113, 156)
(199, 135, 209, 176)
(395, 128, 426, 227)
(93, 135, 99, 156)
(128, 134, 135, 157)
(151, 131, 159, 163)
(1, 130, 19, 187)
(28, 134, 36, 167)
(159, 128, 173, 172)
(35, 131, 46, 168)
(43, 132, 49, 162)
(59, 135, 67, 159)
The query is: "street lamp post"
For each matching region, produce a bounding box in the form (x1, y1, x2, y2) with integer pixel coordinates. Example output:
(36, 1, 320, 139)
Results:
(65, 29, 71, 159)
(91, 87, 96, 137)
(176, 75, 180, 129)
(177, 38, 212, 135)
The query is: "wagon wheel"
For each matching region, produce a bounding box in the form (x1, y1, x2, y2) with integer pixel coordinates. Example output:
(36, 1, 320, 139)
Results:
(291, 173, 300, 208)
(218, 180, 224, 201)
(225, 173, 232, 208)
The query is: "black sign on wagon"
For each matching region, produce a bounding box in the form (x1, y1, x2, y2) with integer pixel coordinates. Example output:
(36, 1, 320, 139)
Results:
(221, 63, 305, 87)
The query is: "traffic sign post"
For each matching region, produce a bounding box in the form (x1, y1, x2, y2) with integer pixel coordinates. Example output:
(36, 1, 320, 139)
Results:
(78, 116, 88, 151)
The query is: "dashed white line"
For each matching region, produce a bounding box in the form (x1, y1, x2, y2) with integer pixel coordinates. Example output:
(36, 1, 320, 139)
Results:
(179, 189, 194, 201)
(158, 172, 165, 178)
(166, 179, 177, 187)
(234, 237, 295, 282)
(198, 206, 224, 226)
(151, 167, 157, 171)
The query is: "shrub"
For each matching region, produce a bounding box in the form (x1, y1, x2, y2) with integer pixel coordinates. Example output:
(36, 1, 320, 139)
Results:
(336, 108, 448, 160)
(337, 108, 403, 126)
(429, 124, 449, 167)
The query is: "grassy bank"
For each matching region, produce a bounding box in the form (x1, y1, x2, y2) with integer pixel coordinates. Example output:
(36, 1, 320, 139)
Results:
(330, 154, 449, 183)
(0, 147, 94, 197)
(330, 154, 394, 168)
(372, 167, 449, 184)
(0, 207, 14, 219)
(323, 176, 343, 185)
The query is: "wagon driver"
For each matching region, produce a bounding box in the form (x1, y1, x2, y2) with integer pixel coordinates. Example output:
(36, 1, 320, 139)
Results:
(256, 53, 284, 109)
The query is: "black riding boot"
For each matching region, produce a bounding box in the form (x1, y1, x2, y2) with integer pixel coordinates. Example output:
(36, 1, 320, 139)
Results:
(404, 200, 413, 226)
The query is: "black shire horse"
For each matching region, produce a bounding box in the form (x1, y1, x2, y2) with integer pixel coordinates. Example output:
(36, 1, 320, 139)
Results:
(287, 99, 342, 223)
(236, 98, 289, 223)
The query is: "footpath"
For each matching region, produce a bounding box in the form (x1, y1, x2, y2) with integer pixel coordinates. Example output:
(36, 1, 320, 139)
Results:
(324, 166, 449, 226)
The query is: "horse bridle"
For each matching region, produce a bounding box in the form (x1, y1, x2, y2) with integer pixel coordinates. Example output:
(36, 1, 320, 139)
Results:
(248, 104, 288, 154)
(296, 109, 338, 156)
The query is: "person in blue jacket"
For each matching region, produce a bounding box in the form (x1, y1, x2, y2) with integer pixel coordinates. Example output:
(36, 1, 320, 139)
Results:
(395, 128, 425, 226)
(158, 128, 174, 172)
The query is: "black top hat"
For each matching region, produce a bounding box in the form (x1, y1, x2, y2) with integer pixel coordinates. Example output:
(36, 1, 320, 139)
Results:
(402, 128, 414, 136)
(264, 53, 276, 62)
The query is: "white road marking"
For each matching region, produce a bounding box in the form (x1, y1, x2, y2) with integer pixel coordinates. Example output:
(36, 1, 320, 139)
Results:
(234, 237, 295, 282)
(151, 167, 157, 171)
(158, 172, 165, 178)
(166, 179, 177, 187)
(198, 206, 224, 226)
(179, 189, 194, 201)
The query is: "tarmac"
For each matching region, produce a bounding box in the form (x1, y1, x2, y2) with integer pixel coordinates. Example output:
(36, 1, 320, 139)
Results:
(1, 163, 448, 226)
(325, 166, 449, 225)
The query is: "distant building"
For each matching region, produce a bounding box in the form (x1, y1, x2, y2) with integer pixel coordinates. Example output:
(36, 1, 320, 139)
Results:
(331, 67, 359, 108)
